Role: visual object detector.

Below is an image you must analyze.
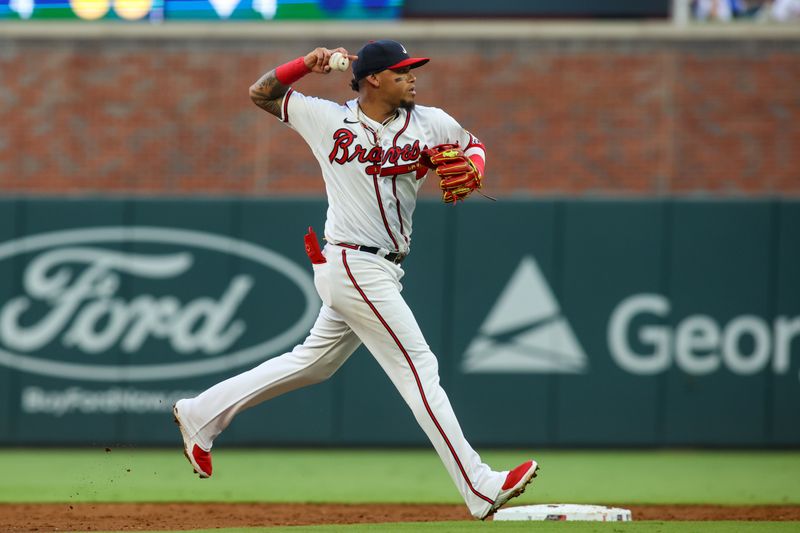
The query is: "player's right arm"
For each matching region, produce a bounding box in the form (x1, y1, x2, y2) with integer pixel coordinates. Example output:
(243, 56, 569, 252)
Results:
(249, 69, 289, 118)
(249, 47, 355, 118)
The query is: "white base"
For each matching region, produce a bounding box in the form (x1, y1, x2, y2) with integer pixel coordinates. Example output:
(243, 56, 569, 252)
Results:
(494, 504, 633, 522)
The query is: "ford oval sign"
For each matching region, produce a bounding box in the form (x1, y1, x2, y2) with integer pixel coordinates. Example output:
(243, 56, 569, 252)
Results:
(0, 227, 319, 382)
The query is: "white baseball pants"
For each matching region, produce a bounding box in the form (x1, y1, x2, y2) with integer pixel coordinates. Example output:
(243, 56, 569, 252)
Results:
(176, 243, 505, 518)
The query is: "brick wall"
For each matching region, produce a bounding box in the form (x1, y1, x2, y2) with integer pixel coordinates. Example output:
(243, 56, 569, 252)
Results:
(2, 35, 799, 196)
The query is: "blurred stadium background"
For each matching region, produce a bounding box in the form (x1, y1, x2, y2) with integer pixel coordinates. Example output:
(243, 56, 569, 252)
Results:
(0, 0, 798, 452)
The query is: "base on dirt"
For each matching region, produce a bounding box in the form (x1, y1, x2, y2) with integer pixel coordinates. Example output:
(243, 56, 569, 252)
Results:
(494, 503, 633, 522)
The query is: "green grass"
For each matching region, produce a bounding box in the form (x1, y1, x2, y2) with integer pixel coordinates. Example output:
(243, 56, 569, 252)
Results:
(2, 448, 799, 505)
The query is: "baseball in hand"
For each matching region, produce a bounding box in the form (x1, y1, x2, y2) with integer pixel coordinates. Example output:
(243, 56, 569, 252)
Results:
(328, 52, 350, 72)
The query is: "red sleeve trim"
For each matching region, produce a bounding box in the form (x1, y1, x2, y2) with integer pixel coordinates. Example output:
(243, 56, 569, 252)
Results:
(282, 88, 294, 124)
(465, 132, 485, 152)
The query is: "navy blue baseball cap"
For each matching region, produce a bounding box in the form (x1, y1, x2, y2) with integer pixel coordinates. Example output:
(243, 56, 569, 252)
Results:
(352, 40, 430, 82)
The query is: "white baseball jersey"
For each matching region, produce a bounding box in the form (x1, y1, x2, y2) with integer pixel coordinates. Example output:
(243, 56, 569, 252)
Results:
(281, 89, 486, 255)
(174, 88, 511, 520)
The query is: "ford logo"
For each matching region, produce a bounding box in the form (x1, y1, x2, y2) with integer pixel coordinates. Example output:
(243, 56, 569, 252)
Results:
(0, 227, 318, 382)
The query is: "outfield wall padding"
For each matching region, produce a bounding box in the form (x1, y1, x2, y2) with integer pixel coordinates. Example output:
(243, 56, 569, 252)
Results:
(0, 198, 797, 447)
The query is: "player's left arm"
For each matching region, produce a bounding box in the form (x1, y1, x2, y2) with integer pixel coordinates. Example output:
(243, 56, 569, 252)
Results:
(436, 110, 487, 175)
(420, 111, 491, 203)
(462, 131, 486, 178)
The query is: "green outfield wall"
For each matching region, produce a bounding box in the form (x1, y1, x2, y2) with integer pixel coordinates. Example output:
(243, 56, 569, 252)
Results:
(0, 198, 797, 447)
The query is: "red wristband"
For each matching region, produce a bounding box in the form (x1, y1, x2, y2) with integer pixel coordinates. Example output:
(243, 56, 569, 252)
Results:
(275, 56, 311, 85)
(469, 154, 485, 175)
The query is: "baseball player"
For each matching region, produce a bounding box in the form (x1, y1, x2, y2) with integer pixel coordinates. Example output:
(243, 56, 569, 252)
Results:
(173, 40, 538, 521)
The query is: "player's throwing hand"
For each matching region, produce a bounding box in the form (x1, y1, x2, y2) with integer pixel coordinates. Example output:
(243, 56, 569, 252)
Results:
(304, 47, 358, 74)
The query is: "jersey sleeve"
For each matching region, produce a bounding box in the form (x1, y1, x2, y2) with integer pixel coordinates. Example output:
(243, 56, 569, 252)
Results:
(434, 108, 487, 171)
(280, 89, 339, 146)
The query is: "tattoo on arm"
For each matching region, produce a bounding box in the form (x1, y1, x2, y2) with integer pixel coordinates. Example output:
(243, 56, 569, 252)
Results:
(249, 69, 289, 118)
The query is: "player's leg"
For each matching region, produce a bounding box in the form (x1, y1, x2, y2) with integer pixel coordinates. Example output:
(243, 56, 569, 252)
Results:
(174, 303, 360, 475)
(329, 249, 521, 519)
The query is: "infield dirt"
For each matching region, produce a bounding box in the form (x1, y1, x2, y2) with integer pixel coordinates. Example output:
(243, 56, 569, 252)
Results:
(2, 503, 800, 532)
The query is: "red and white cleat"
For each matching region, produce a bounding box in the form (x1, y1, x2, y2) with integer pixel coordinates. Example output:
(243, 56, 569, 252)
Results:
(173, 401, 212, 479)
(480, 460, 539, 520)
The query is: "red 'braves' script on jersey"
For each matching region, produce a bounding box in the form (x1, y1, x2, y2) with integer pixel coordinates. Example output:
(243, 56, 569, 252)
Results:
(328, 128, 422, 167)
(282, 92, 485, 254)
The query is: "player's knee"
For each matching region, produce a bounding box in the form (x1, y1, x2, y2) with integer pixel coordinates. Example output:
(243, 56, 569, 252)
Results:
(412, 351, 441, 376)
